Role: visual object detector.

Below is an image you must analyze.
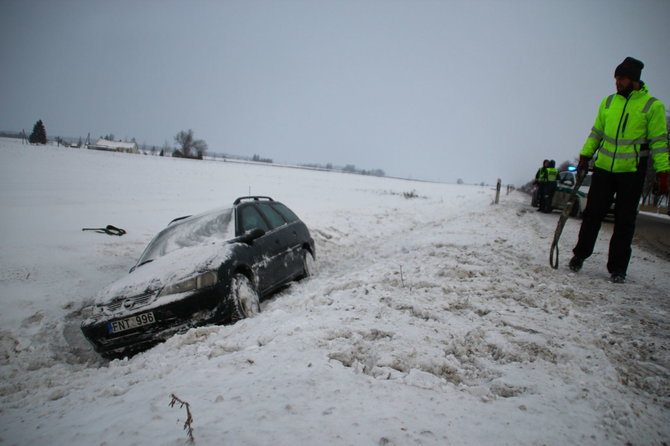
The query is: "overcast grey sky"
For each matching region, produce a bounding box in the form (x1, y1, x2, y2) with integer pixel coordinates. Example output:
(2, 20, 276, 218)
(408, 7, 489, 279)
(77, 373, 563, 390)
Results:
(2, 0, 669, 185)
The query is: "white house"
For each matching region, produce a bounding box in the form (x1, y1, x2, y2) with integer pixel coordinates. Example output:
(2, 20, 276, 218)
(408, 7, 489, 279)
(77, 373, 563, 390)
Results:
(87, 138, 139, 153)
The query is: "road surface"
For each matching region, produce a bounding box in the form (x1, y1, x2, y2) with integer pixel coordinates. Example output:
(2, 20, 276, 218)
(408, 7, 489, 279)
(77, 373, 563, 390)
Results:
(635, 212, 670, 261)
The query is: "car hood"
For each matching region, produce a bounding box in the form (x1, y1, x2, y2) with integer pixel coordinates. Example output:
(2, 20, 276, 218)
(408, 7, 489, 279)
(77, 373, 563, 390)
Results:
(93, 239, 235, 307)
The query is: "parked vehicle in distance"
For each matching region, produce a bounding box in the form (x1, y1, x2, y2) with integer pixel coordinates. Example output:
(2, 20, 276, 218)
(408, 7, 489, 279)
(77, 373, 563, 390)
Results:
(532, 170, 615, 219)
(81, 196, 315, 359)
(551, 170, 592, 217)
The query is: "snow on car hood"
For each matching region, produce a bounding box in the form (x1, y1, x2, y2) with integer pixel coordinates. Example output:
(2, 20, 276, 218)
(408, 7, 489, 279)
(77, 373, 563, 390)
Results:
(93, 239, 234, 306)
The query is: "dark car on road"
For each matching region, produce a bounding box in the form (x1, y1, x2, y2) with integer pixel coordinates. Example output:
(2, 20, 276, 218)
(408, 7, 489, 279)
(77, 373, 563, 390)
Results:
(81, 196, 315, 359)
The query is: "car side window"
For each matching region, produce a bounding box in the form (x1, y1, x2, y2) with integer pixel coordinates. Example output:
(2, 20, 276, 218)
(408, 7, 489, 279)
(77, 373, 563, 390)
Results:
(271, 203, 299, 223)
(258, 203, 287, 230)
(239, 205, 270, 234)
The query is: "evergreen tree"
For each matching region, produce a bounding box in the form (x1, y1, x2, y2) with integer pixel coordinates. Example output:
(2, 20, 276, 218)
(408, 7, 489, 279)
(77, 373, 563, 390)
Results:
(29, 120, 47, 144)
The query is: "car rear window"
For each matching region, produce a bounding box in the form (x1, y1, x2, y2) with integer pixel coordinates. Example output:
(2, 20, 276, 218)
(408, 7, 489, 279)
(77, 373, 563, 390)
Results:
(271, 203, 299, 222)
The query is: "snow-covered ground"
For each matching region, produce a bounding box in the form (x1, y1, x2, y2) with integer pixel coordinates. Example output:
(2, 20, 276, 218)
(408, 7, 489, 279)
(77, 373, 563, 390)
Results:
(1, 138, 668, 445)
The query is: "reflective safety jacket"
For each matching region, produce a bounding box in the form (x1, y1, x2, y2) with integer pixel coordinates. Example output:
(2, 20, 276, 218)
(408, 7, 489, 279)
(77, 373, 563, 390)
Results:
(546, 167, 558, 182)
(581, 83, 669, 173)
(535, 167, 548, 183)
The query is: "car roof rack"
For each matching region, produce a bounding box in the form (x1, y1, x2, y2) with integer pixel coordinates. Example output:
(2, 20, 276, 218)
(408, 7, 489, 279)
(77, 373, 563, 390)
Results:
(233, 196, 275, 205)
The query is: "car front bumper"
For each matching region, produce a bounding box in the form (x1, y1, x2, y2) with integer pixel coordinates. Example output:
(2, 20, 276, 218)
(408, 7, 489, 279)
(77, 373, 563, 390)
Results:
(81, 285, 229, 359)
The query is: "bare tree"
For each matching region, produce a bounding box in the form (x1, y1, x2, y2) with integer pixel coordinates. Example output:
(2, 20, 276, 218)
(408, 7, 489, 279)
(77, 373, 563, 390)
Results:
(174, 129, 208, 159)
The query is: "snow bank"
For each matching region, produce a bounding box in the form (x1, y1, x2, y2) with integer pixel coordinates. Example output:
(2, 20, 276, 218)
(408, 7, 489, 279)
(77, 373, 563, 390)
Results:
(1, 138, 668, 445)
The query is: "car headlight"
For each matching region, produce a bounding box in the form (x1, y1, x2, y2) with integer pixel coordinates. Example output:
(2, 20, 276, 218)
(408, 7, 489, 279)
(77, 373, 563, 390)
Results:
(159, 271, 218, 297)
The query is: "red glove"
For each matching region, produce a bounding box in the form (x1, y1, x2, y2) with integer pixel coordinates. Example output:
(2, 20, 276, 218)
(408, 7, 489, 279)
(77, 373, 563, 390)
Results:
(577, 155, 591, 174)
(658, 171, 669, 195)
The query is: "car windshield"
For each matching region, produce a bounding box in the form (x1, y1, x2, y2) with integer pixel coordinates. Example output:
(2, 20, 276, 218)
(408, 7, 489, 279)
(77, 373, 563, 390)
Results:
(135, 207, 234, 267)
(561, 172, 592, 187)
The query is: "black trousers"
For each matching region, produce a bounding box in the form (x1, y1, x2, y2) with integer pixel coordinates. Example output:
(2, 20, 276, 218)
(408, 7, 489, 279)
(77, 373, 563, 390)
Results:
(544, 182, 557, 212)
(573, 168, 645, 275)
(537, 183, 548, 210)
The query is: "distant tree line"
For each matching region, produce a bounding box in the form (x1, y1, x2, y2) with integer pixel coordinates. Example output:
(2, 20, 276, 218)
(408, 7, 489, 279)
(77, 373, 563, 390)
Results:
(298, 162, 384, 177)
(343, 164, 385, 177)
(0, 130, 25, 139)
(11, 120, 392, 180)
(252, 154, 273, 163)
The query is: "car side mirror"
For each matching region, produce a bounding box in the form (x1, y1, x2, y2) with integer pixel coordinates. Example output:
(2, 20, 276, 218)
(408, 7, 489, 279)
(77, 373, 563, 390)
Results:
(237, 228, 266, 244)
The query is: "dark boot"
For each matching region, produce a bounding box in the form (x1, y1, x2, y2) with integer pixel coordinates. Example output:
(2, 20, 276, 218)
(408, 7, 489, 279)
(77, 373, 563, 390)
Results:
(611, 273, 626, 284)
(569, 256, 584, 272)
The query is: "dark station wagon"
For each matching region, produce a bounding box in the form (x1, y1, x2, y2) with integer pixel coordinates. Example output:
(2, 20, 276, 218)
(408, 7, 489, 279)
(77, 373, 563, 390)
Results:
(81, 196, 315, 359)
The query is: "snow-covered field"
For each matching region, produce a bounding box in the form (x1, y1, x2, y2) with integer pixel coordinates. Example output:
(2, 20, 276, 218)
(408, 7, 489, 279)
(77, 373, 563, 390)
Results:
(1, 138, 668, 446)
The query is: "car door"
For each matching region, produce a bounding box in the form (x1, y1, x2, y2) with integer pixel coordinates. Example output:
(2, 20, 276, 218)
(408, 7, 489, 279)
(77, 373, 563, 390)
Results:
(236, 203, 285, 294)
(256, 202, 301, 281)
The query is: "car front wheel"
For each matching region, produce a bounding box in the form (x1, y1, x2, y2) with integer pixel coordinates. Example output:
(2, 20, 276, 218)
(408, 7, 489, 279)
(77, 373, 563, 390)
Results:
(229, 273, 260, 322)
(301, 249, 316, 279)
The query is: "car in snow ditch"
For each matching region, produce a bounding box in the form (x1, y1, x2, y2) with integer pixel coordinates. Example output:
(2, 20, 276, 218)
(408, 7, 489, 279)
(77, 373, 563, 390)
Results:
(81, 196, 315, 359)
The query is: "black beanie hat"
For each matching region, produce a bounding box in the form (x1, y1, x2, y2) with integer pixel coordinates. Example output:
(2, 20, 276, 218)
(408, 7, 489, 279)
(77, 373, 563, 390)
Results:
(614, 57, 644, 82)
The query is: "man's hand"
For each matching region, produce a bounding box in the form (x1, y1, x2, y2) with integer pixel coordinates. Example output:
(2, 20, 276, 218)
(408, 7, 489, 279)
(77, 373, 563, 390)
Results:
(577, 155, 591, 175)
(657, 171, 669, 195)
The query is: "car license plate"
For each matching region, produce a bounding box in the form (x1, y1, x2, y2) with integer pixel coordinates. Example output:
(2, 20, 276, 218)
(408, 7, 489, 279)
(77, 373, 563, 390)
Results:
(108, 312, 156, 334)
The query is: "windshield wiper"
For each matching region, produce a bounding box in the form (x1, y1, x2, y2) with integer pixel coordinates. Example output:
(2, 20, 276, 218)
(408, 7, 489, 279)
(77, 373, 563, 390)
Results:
(130, 258, 154, 273)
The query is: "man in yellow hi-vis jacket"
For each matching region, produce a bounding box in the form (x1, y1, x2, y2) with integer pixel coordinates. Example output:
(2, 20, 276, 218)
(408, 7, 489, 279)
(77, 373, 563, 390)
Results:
(569, 57, 669, 283)
(534, 159, 549, 211)
(544, 160, 559, 213)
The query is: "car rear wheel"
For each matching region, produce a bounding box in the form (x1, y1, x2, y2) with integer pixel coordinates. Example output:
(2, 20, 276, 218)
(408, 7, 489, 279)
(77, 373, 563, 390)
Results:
(229, 273, 260, 322)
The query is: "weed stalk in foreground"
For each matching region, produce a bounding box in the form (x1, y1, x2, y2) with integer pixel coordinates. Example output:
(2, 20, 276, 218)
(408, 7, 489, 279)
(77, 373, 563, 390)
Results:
(170, 393, 195, 442)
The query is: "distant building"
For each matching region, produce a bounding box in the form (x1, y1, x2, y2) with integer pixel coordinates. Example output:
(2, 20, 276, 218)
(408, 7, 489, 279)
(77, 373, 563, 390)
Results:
(87, 138, 138, 153)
